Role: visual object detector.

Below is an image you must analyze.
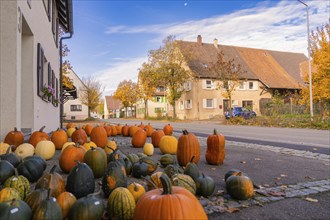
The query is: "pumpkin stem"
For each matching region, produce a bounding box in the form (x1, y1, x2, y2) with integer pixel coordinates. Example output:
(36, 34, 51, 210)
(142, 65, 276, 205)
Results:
(90, 146, 96, 151)
(190, 155, 196, 163)
(39, 126, 46, 132)
(160, 173, 172, 195)
(47, 188, 51, 199)
(57, 128, 60, 131)
(182, 129, 189, 135)
(14, 168, 19, 176)
(236, 172, 243, 177)
(213, 129, 217, 135)
(133, 183, 139, 191)
(14, 127, 18, 132)
(106, 146, 116, 152)
(50, 165, 57, 174)
(142, 176, 160, 191)
(5, 146, 13, 154)
(10, 199, 18, 206)
(89, 189, 102, 197)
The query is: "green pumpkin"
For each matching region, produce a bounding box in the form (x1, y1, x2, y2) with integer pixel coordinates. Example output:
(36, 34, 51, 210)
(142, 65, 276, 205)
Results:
(102, 160, 127, 197)
(139, 157, 158, 175)
(159, 154, 177, 168)
(0, 147, 21, 167)
(66, 162, 95, 199)
(136, 152, 147, 158)
(4, 170, 30, 200)
(0, 159, 15, 184)
(184, 156, 200, 182)
(127, 153, 140, 164)
(123, 158, 133, 175)
(24, 188, 48, 214)
(17, 156, 46, 182)
(226, 172, 254, 200)
(32, 196, 62, 220)
(132, 162, 149, 178)
(164, 164, 184, 178)
(172, 174, 196, 195)
(224, 169, 242, 182)
(83, 147, 107, 178)
(0, 199, 32, 220)
(195, 174, 215, 197)
(68, 193, 104, 220)
(107, 187, 135, 220)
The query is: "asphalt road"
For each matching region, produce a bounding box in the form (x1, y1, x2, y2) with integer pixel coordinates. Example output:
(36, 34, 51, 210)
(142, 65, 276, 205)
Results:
(104, 118, 330, 155)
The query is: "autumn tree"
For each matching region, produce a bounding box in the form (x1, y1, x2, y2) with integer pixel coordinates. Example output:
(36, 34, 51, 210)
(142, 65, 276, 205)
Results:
(211, 51, 244, 117)
(79, 76, 104, 118)
(300, 20, 330, 117)
(59, 27, 74, 90)
(148, 35, 191, 118)
(138, 62, 158, 118)
(114, 80, 138, 118)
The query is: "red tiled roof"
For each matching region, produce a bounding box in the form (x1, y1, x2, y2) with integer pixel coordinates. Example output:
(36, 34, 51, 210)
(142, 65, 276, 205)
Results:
(105, 96, 121, 110)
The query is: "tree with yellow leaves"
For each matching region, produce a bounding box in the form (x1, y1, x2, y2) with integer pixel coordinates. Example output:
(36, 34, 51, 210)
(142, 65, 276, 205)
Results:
(300, 20, 330, 117)
(114, 80, 138, 118)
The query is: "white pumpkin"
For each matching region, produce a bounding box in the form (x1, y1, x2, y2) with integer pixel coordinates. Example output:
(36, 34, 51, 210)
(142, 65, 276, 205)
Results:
(14, 143, 34, 159)
(143, 143, 154, 156)
(61, 142, 75, 152)
(35, 140, 55, 160)
(0, 142, 11, 155)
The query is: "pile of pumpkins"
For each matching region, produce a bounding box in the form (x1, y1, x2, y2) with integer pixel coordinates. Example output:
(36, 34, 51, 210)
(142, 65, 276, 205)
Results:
(0, 123, 254, 219)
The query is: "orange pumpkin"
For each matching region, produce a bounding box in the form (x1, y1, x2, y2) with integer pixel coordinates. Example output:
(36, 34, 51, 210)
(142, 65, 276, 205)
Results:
(163, 124, 173, 135)
(121, 124, 130, 137)
(205, 129, 225, 165)
(104, 125, 112, 137)
(4, 127, 24, 150)
(177, 130, 201, 166)
(115, 124, 123, 135)
(71, 128, 88, 145)
(90, 126, 107, 148)
(138, 122, 145, 129)
(110, 125, 117, 136)
(59, 144, 86, 173)
(51, 128, 68, 150)
(56, 192, 77, 219)
(29, 126, 50, 147)
(151, 130, 165, 148)
(131, 129, 147, 148)
(128, 125, 140, 137)
(133, 174, 207, 220)
(83, 124, 94, 136)
(144, 123, 154, 137)
(66, 123, 75, 130)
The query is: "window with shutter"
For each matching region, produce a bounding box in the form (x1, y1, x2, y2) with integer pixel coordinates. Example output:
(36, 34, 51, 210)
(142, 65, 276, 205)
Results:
(37, 43, 44, 97)
(55, 78, 58, 107)
(47, 63, 52, 102)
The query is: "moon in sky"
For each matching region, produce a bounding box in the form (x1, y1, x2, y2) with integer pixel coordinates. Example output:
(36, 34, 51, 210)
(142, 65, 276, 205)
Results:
(184, 3, 188, 6)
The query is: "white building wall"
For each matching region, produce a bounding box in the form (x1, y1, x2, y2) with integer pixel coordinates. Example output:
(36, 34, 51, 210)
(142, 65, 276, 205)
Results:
(0, 0, 61, 139)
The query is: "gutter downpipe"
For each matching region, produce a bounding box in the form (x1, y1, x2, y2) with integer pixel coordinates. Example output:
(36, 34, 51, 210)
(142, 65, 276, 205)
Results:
(59, 33, 73, 129)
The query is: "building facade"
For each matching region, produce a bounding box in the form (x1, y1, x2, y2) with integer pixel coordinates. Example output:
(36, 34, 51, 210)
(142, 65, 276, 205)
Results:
(104, 96, 121, 119)
(63, 69, 88, 120)
(0, 0, 73, 139)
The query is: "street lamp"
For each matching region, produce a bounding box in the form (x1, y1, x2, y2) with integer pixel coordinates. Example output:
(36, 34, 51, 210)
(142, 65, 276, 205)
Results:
(298, 0, 313, 120)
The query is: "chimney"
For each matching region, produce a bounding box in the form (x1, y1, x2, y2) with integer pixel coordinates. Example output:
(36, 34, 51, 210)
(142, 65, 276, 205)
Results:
(213, 38, 218, 48)
(197, 35, 202, 45)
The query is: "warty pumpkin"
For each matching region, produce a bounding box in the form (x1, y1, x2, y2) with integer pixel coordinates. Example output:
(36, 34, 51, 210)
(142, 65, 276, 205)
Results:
(51, 128, 68, 150)
(28, 126, 50, 147)
(206, 129, 226, 165)
(4, 170, 30, 200)
(59, 143, 86, 173)
(90, 126, 108, 148)
(133, 174, 207, 220)
(0, 187, 21, 202)
(107, 187, 136, 220)
(177, 130, 201, 166)
(4, 127, 24, 150)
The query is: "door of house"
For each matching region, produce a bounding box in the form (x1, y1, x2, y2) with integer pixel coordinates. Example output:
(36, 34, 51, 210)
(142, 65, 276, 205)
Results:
(223, 99, 229, 113)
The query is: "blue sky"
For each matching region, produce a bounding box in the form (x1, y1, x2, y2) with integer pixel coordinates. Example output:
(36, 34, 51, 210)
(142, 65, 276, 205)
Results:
(66, 0, 329, 95)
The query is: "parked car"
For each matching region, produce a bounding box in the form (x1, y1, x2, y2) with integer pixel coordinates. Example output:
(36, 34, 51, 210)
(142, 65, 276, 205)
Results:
(225, 107, 256, 119)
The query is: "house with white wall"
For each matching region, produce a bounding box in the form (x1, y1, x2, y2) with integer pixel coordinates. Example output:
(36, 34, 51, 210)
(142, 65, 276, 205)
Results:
(0, 0, 73, 139)
(63, 68, 89, 120)
(104, 96, 121, 119)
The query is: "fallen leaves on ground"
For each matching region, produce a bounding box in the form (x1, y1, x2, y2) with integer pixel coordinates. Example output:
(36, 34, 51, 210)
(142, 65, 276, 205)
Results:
(226, 207, 240, 213)
(254, 158, 261, 161)
(305, 176, 316, 180)
(268, 191, 286, 197)
(240, 161, 246, 164)
(304, 197, 318, 203)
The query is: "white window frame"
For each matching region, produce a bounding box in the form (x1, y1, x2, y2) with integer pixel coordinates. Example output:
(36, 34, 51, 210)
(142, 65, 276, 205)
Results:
(179, 101, 184, 110)
(184, 81, 191, 91)
(248, 81, 258, 90)
(203, 98, 218, 109)
(238, 81, 245, 90)
(185, 99, 192, 109)
(203, 79, 214, 90)
(232, 100, 239, 106)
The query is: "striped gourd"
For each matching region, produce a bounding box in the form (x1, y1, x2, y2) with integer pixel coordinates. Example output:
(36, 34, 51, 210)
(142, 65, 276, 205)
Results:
(107, 187, 135, 220)
(172, 174, 196, 195)
(3, 172, 30, 200)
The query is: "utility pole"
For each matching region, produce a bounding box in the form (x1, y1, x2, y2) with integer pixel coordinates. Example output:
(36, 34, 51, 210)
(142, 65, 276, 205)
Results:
(298, 0, 313, 120)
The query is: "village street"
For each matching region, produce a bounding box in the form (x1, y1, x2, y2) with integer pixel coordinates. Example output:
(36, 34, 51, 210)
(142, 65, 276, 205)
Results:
(103, 119, 330, 219)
